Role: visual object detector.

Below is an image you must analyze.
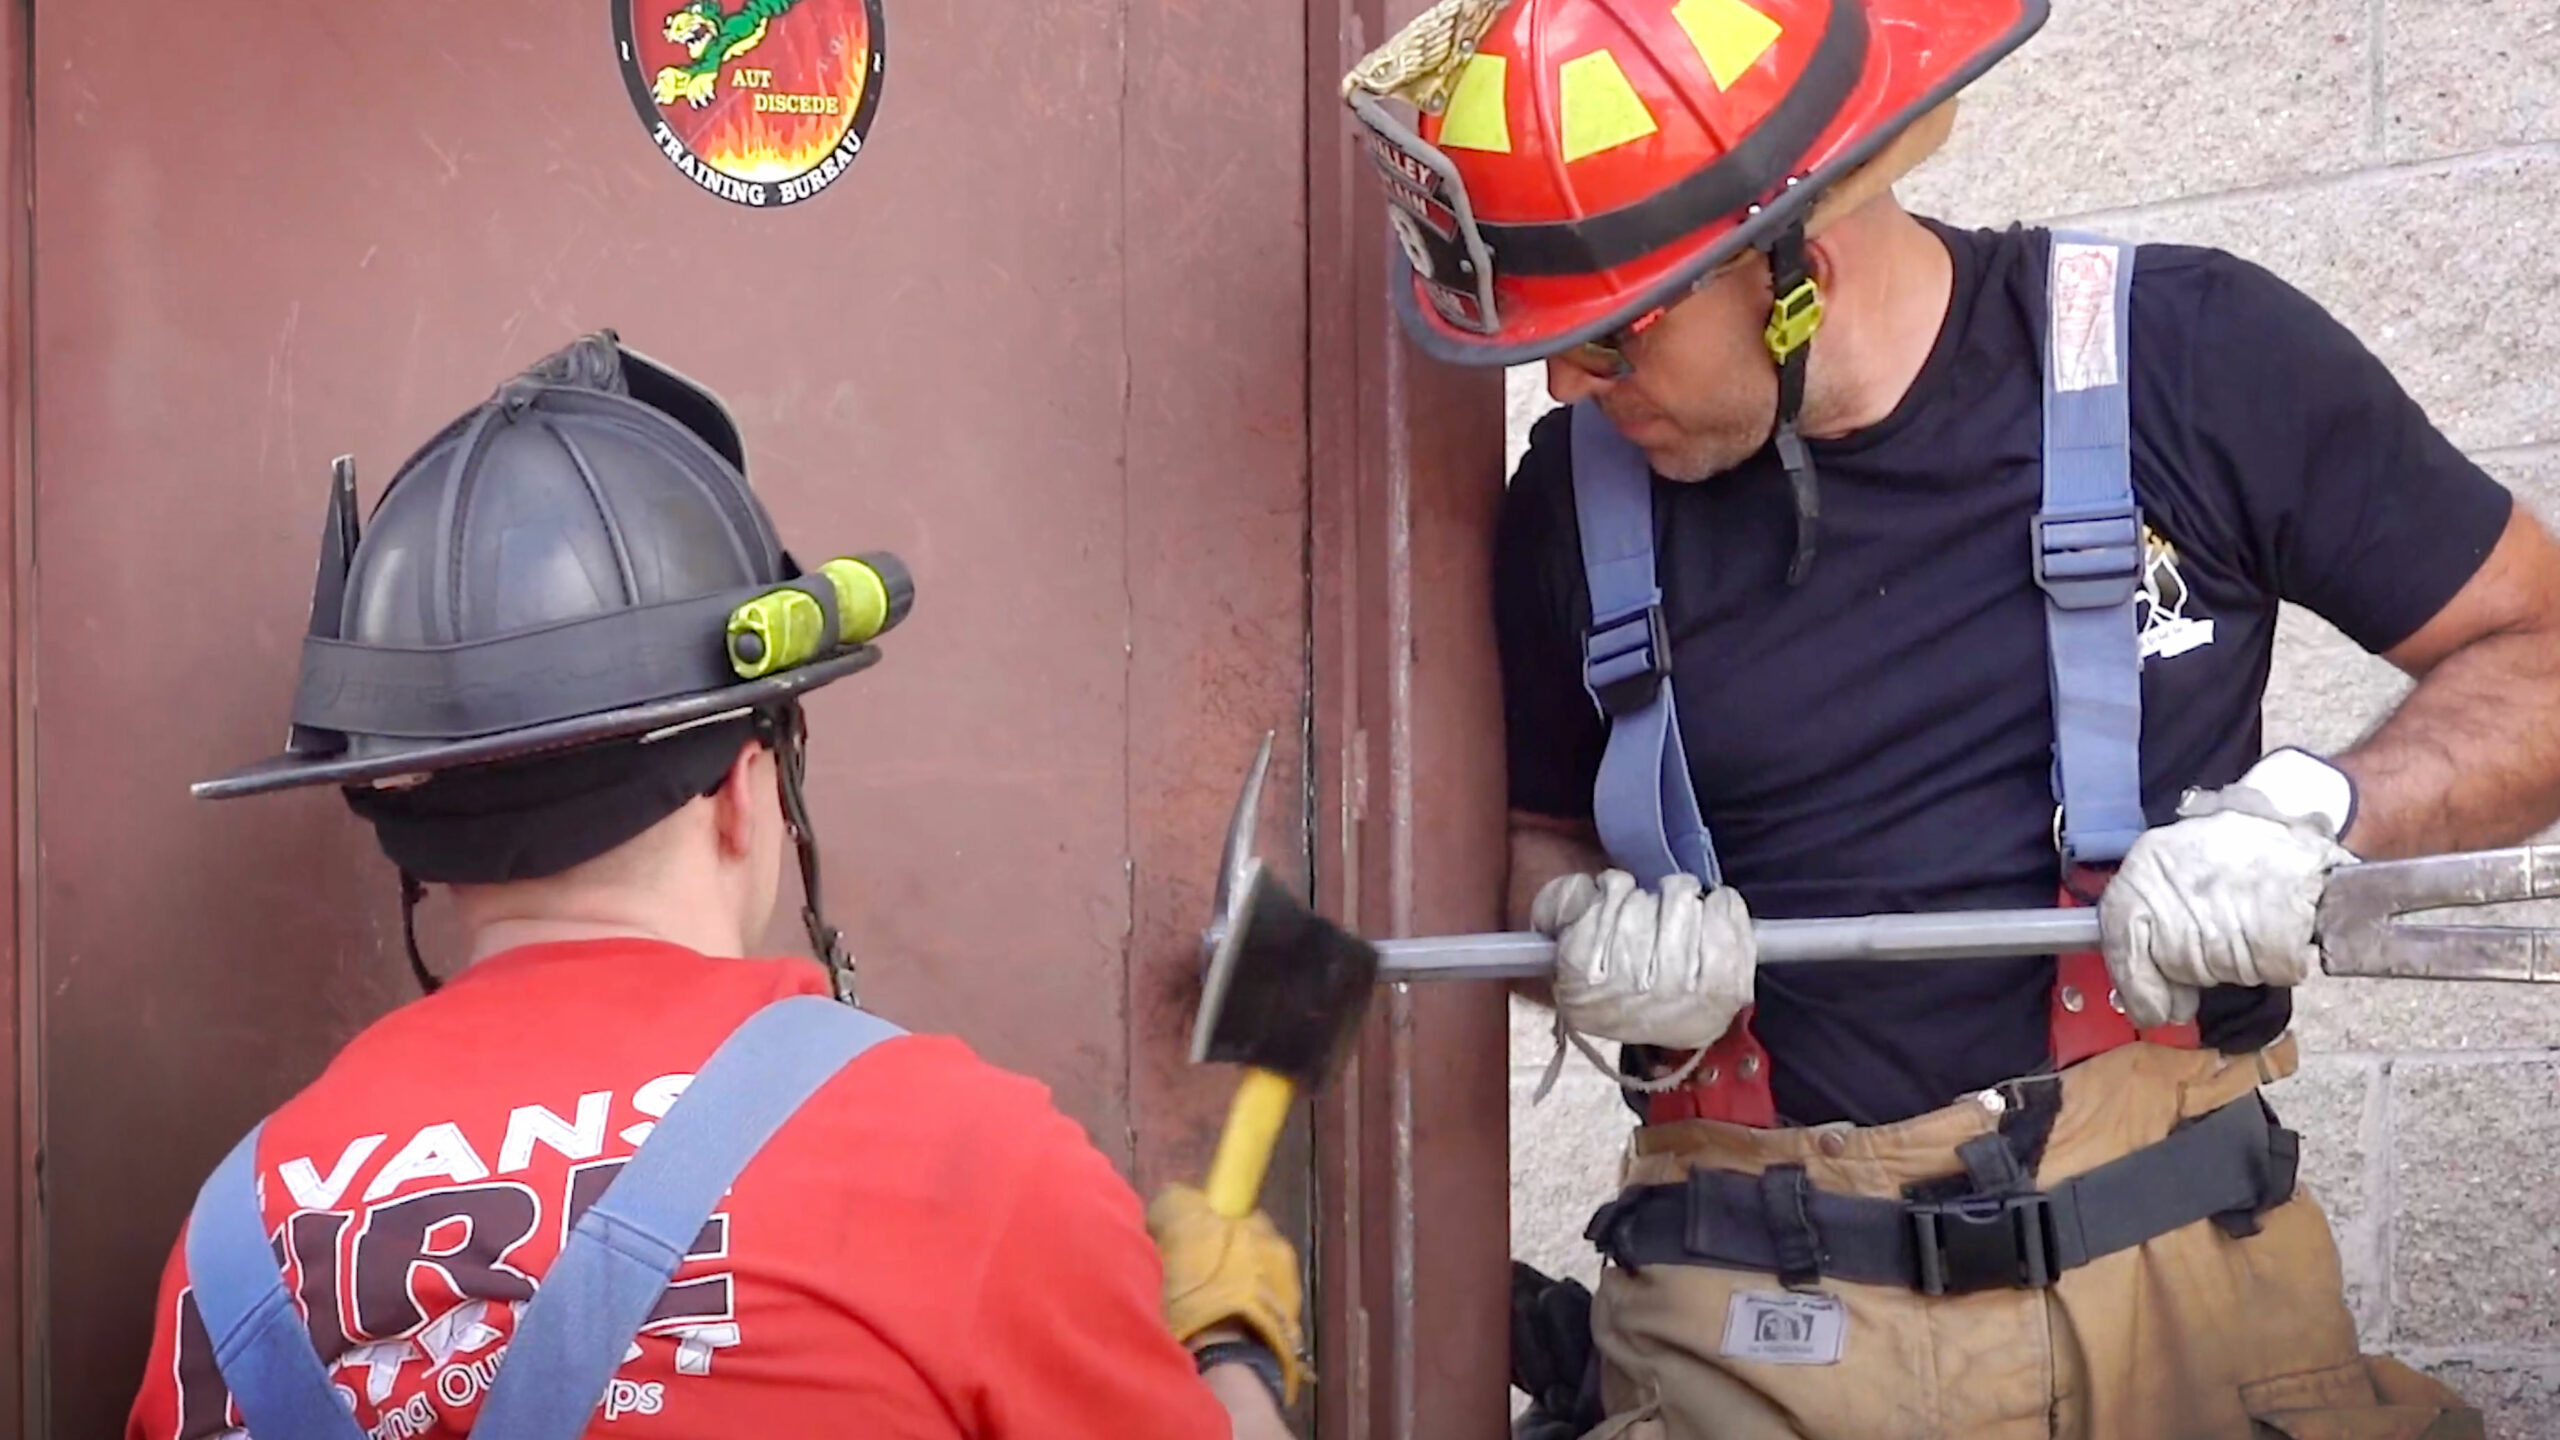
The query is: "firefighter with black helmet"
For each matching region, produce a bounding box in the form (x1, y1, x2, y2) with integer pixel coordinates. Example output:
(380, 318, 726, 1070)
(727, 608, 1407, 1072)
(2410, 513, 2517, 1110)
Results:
(1347, 0, 2560, 1435)
(125, 333, 1306, 1440)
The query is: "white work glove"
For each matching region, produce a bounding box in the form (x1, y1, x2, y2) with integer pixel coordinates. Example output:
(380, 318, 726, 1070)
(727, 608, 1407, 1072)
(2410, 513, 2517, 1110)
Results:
(2099, 748, 2358, 1029)
(1531, 869, 1755, 1049)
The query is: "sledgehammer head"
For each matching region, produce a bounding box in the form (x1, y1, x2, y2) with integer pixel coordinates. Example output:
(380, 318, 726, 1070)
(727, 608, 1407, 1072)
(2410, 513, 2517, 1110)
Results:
(1190, 860, 1381, 1088)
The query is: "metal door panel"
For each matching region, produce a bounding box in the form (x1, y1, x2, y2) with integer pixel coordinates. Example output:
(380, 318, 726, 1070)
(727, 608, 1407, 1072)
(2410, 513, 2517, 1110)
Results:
(28, 0, 1313, 1431)
(1120, 0, 1316, 1199)
(0, 0, 29, 1424)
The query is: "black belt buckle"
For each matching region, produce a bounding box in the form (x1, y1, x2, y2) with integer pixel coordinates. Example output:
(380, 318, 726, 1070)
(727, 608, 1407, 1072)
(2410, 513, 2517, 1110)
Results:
(1909, 1192, 2056, 1296)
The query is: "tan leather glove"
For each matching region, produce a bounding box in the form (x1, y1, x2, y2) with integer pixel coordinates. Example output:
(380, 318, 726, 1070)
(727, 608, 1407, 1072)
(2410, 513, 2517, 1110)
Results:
(2100, 749, 2357, 1028)
(1147, 1183, 1307, 1404)
(1532, 869, 1755, 1048)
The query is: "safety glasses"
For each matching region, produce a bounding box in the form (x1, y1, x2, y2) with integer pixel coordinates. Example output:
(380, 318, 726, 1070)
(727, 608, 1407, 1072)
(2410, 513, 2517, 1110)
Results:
(1554, 251, 1757, 379)
(1559, 309, 1668, 380)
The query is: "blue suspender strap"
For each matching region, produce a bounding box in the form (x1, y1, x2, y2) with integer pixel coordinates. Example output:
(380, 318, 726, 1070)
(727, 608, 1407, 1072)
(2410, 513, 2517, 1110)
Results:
(182, 996, 902, 1440)
(473, 995, 904, 1440)
(1569, 400, 1720, 888)
(2037, 233, 2150, 867)
(183, 1121, 371, 1440)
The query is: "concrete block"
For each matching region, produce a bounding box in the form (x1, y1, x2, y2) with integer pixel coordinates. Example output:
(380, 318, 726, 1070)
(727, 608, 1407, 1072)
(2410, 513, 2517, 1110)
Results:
(1897, 0, 2370, 225)
(2390, 1061, 2560, 1349)
(2383, 0, 2560, 161)
(2485, 445, 2560, 523)
(2271, 1056, 2387, 1341)
(1506, 365, 1558, 479)
(1511, 993, 1557, 1071)
(2090, 153, 2560, 455)
(2266, 602, 2408, 758)
(2295, 973, 2560, 1055)
(2418, 1357, 2560, 1440)
(2278, 1057, 2378, 1238)
(1511, 1068, 1638, 1289)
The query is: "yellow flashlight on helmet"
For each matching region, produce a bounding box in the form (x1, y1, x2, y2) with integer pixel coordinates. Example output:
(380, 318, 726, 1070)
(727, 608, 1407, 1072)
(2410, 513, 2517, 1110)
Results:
(725, 553, 915, 679)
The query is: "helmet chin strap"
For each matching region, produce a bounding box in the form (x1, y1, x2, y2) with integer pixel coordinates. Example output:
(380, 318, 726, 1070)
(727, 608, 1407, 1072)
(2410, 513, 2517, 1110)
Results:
(1763, 221, 1826, 585)
(401, 871, 440, 995)
(768, 705, 856, 1004)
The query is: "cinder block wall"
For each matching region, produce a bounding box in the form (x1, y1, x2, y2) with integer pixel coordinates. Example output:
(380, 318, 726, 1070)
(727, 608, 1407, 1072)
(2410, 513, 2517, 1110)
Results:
(1502, 3, 2560, 1432)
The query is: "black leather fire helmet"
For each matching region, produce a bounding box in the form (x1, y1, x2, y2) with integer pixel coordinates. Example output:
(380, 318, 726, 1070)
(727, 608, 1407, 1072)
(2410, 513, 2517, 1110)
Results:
(195, 332, 911, 1002)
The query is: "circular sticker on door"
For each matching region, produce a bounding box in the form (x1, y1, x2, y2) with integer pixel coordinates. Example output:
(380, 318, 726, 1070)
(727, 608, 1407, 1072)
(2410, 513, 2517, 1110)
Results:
(616, 0, 886, 209)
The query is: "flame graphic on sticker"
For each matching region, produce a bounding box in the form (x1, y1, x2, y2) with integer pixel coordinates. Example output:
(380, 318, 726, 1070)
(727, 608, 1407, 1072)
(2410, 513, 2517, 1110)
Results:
(616, 0, 886, 208)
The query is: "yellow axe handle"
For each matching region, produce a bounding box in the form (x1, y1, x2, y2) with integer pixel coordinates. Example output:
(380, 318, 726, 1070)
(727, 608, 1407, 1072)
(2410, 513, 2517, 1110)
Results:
(1204, 1067, 1297, 1219)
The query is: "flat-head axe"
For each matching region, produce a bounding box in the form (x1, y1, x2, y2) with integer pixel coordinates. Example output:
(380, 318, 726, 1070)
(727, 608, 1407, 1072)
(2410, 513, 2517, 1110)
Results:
(1190, 733, 1381, 1218)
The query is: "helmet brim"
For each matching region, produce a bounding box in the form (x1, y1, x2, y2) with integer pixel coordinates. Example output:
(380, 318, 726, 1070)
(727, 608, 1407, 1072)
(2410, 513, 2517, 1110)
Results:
(192, 645, 880, 800)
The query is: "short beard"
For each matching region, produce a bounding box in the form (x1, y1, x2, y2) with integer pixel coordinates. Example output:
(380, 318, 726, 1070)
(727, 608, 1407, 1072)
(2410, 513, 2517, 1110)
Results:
(1643, 417, 1773, 483)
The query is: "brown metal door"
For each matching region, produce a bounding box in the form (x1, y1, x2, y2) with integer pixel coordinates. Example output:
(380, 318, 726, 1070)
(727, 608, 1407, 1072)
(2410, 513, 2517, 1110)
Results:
(19, 0, 1365, 1433)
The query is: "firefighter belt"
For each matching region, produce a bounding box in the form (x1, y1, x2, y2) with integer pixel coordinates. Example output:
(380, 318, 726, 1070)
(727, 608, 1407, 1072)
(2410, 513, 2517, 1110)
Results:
(1577, 1036, 2484, 1440)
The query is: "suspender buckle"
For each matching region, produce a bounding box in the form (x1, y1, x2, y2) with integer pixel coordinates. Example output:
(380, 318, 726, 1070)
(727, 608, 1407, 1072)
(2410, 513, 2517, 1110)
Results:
(1909, 1192, 2057, 1295)
(1584, 599, 1672, 719)
(2032, 504, 2144, 611)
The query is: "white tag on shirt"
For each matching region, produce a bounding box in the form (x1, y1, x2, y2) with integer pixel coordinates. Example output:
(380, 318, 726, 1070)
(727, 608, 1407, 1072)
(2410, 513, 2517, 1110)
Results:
(1719, 1290, 1847, 1365)
(2139, 614, 2216, 660)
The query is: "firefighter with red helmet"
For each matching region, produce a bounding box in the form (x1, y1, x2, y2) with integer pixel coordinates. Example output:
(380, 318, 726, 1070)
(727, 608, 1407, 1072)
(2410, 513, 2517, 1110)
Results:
(1347, 0, 2560, 1435)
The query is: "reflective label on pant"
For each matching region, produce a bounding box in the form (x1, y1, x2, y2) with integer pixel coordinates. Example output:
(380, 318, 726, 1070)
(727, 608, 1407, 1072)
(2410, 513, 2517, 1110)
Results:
(1719, 1290, 1846, 1366)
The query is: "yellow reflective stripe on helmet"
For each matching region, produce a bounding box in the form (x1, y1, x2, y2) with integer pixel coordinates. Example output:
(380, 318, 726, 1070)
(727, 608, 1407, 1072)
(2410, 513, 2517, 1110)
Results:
(1558, 50, 1659, 163)
(1437, 53, 1511, 152)
(1672, 0, 1783, 92)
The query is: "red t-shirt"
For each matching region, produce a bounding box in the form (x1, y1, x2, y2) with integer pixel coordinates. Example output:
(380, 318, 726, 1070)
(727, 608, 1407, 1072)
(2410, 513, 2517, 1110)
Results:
(126, 938, 1230, 1439)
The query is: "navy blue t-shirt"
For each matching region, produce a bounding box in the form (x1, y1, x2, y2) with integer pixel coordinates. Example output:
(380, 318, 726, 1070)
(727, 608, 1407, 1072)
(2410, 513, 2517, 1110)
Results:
(1496, 220, 2512, 1127)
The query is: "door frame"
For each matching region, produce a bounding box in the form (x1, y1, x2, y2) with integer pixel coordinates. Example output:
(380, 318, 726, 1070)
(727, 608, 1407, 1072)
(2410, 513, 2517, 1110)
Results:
(3, 0, 35, 1423)
(1305, 1, 1514, 1433)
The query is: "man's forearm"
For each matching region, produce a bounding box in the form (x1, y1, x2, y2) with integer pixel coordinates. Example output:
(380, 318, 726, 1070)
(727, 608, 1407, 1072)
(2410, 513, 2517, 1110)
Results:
(1508, 813, 1610, 928)
(1507, 814, 1610, 1008)
(2336, 625, 2560, 857)
(2334, 509, 2560, 860)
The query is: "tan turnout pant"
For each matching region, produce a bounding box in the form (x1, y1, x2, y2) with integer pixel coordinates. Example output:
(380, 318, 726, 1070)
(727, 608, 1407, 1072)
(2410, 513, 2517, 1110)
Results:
(1586, 1037, 2482, 1440)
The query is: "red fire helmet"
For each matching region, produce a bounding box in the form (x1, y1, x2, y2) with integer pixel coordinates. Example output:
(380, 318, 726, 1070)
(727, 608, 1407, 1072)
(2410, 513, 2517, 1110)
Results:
(1346, 0, 2048, 365)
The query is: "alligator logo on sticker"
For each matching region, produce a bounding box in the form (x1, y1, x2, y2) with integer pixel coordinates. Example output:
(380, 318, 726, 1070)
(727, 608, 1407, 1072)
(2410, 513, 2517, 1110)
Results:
(616, 0, 886, 209)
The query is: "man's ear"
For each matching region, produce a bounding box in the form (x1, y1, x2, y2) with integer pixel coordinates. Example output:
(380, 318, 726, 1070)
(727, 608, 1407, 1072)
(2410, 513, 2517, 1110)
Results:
(710, 739, 770, 859)
(1804, 231, 1840, 289)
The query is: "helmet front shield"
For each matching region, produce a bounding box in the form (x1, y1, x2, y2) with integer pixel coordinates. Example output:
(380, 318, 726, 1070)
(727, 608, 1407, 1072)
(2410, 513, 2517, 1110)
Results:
(1349, 92, 1504, 338)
